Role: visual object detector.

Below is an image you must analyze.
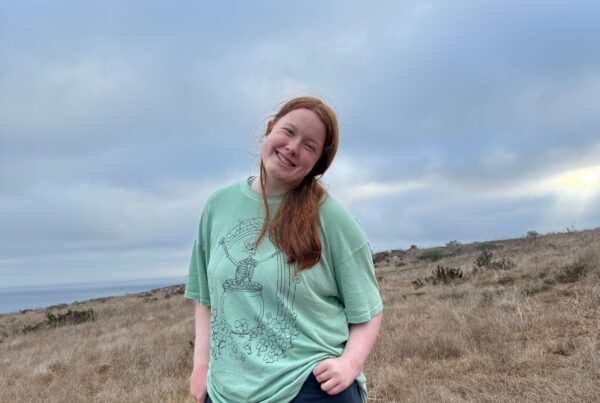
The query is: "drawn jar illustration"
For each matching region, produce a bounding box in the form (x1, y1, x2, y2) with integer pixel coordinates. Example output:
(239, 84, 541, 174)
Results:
(219, 238, 279, 335)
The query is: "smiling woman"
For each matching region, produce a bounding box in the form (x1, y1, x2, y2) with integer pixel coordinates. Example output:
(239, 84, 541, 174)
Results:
(184, 96, 383, 403)
(258, 108, 326, 195)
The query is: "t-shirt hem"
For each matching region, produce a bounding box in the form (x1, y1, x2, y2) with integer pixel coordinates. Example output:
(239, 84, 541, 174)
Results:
(346, 301, 383, 324)
(183, 291, 211, 306)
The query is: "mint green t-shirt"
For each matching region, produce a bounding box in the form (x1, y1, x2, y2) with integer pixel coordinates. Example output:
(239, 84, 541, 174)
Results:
(184, 178, 383, 403)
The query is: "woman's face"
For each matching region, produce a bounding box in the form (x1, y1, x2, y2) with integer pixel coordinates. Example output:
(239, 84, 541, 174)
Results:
(261, 108, 326, 193)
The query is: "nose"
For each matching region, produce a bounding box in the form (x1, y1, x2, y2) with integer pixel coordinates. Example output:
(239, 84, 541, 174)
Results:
(286, 139, 301, 156)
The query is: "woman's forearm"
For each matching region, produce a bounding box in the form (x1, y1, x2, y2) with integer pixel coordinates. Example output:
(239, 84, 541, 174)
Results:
(193, 301, 211, 369)
(341, 311, 383, 372)
(190, 301, 211, 402)
(312, 311, 383, 394)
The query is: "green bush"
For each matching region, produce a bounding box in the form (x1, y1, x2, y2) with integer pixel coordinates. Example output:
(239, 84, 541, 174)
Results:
(418, 248, 445, 262)
(475, 241, 500, 251)
(431, 265, 463, 284)
(413, 265, 463, 287)
(46, 309, 97, 327)
(21, 309, 97, 334)
(488, 257, 516, 271)
(473, 251, 515, 272)
(474, 250, 493, 269)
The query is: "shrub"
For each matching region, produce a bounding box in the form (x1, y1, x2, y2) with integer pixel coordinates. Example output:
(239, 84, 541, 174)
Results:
(22, 309, 97, 334)
(418, 248, 445, 262)
(523, 283, 553, 296)
(475, 241, 501, 251)
(555, 263, 587, 284)
(488, 257, 516, 271)
(431, 265, 463, 284)
(474, 250, 493, 269)
(413, 265, 463, 287)
(497, 276, 515, 286)
(22, 323, 45, 334)
(445, 240, 464, 256)
(46, 309, 97, 327)
(473, 250, 515, 272)
(526, 230, 539, 239)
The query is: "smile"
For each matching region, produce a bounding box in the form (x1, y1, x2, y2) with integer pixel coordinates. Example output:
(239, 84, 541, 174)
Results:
(276, 151, 295, 167)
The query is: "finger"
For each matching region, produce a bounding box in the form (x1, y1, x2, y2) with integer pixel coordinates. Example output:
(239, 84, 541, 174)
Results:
(328, 383, 347, 396)
(315, 371, 331, 383)
(314, 365, 333, 380)
(320, 378, 339, 394)
(312, 362, 328, 377)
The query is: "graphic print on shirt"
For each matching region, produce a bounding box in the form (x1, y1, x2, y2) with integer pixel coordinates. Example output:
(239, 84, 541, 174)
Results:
(208, 217, 301, 364)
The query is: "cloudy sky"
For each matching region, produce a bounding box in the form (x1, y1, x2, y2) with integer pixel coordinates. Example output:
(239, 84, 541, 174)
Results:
(1, 1, 599, 287)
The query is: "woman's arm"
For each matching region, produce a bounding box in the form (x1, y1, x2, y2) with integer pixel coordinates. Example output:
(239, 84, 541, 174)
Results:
(312, 311, 383, 395)
(190, 301, 211, 402)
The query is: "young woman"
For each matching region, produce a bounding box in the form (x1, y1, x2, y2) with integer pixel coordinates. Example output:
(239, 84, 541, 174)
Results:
(185, 96, 383, 403)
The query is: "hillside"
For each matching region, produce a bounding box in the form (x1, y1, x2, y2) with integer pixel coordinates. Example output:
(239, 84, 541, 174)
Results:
(1, 228, 599, 402)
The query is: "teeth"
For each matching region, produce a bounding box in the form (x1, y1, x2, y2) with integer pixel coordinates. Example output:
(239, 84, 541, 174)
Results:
(277, 151, 294, 166)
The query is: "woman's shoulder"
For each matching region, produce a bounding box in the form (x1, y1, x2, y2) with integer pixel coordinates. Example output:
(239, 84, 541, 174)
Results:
(319, 191, 371, 263)
(205, 178, 246, 203)
(199, 178, 247, 216)
(319, 192, 366, 234)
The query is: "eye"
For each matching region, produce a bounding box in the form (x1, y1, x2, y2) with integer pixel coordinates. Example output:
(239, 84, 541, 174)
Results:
(304, 143, 315, 152)
(283, 128, 293, 136)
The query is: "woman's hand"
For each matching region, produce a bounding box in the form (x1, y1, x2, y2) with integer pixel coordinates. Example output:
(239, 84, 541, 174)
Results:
(312, 355, 360, 395)
(313, 312, 384, 395)
(189, 363, 208, 403)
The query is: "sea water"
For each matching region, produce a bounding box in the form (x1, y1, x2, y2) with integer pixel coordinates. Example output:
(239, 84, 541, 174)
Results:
(0, 277, 185, 314)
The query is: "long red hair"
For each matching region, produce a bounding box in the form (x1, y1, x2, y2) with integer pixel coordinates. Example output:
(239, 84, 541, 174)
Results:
(255, 96, 339, 272)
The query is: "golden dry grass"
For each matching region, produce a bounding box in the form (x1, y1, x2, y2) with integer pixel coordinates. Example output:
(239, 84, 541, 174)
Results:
(1, 228, 599, 402)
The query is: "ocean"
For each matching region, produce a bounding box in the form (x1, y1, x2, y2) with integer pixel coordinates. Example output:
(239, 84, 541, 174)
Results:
(0, 277, 185, 314)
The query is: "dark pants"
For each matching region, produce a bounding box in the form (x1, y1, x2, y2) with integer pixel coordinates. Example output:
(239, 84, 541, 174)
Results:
(290, 373, 361, 402)
(205, 373, 361, 402)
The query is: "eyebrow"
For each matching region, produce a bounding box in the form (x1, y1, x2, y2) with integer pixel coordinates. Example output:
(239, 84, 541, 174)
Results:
(284, 122, 320, 146)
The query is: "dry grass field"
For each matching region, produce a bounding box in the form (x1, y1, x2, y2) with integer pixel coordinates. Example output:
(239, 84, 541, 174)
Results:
(1, 228, 599, 402)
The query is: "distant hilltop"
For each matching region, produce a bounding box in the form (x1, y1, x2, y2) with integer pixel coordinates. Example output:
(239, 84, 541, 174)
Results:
(372, 226, 600, 268)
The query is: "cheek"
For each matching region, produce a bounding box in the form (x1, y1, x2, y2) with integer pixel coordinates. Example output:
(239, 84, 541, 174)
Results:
(261, 138, 274, 156)
(263, 136, 279, 152)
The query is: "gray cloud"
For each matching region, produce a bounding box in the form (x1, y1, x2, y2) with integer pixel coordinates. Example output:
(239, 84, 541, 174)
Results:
(1, 1, 599, 287)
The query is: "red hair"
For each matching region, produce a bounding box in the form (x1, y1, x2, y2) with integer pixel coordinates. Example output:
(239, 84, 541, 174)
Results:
(255, 96, 339, 272)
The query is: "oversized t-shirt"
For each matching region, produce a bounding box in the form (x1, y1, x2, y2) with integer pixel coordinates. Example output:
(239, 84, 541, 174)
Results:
(184, 177, 383, 403)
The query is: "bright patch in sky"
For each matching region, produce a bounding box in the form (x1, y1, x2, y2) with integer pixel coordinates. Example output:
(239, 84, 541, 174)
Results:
(545, 165, 600, 196)
(537, 165, 600, 227)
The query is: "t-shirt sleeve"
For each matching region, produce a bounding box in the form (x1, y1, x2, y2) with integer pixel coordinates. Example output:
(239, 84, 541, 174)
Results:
(184, 216, 211, 307)
(334, 242, 383, 324)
